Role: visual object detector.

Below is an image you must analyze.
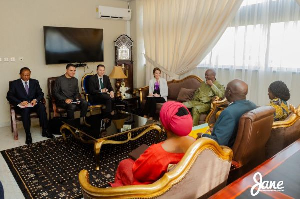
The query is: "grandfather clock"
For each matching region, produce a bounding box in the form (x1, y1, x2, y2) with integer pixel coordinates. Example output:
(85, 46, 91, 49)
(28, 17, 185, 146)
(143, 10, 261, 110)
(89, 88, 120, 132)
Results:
(114, 34, 133, 95)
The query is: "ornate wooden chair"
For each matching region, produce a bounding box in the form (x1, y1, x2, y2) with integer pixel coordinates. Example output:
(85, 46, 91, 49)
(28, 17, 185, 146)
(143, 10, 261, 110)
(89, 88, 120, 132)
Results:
(47, 77, 67, 119)
(81, 73, 104, 115)
(9, 98, 46, 140)
(79, 138, 233, 199)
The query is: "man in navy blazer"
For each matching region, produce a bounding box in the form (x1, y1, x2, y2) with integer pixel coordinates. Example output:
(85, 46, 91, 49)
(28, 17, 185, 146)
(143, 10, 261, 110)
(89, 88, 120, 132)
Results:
(88, 64, 115, 115)
(7, 67, 54, 144)
(198, 79, 256, 147)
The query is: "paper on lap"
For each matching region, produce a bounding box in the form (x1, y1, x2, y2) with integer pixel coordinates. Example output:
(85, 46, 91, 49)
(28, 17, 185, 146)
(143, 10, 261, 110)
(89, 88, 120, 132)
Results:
(188, 123, 210, 139)
(18, 103, 34, 108)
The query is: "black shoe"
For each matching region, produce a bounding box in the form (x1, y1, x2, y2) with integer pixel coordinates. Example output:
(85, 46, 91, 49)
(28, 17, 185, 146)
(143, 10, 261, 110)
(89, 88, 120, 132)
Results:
(25, 134, 32, 145)
(42, 130, 55, 139)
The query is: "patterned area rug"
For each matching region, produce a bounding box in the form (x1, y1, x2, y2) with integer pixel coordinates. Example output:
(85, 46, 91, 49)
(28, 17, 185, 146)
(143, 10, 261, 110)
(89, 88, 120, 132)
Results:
(1, 128, 165, 199)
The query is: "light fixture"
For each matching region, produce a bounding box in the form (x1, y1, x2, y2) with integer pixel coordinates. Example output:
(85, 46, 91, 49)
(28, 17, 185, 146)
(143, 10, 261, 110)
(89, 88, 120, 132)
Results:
(109, 66, 127, 98)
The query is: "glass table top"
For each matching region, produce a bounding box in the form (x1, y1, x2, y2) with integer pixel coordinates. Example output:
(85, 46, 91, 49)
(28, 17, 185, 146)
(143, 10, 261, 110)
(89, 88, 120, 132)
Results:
(62, 112, 156, 140)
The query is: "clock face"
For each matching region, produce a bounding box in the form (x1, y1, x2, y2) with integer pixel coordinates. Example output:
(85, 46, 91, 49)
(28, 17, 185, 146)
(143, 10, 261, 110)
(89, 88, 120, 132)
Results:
(118, 45, 130, 60)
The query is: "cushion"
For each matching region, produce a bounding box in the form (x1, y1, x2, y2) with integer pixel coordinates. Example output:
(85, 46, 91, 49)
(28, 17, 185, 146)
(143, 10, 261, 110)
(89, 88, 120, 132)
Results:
(177, 88, 196, 102)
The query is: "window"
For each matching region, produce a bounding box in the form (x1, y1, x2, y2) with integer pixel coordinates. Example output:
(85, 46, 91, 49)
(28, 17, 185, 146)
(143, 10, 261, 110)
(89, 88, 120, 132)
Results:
(199, 0, 300, 70)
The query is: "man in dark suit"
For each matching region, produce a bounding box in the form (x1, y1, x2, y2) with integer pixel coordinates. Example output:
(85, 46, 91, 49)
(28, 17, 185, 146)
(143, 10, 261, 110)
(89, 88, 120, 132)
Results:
(88, 64, 115, 115)
(198, 79, 256, 147)
(7, 67, 54, 144)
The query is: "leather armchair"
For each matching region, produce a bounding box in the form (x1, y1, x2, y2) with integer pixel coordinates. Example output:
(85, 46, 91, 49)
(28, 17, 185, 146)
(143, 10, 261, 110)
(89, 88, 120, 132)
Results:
(79, 138, 233, 199)
(266, 104, 300, 159)
(228, 106, 275, 183)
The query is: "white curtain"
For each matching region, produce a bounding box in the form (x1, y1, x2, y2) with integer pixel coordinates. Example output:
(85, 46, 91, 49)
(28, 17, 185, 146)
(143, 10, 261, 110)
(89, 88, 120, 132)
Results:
(296, 0, 300, 6)
(184, 0, 300, 107)
(142, 0, 243, 82)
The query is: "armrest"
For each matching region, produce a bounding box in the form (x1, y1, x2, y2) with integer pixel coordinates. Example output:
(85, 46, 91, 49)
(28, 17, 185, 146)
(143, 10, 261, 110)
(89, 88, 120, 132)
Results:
(205, 98, 229, 125)
(139, 86, 149, 104)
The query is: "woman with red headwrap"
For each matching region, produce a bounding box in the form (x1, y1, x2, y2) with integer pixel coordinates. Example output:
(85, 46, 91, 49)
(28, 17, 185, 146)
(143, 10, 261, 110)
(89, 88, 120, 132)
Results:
(110, 101, 195, 187)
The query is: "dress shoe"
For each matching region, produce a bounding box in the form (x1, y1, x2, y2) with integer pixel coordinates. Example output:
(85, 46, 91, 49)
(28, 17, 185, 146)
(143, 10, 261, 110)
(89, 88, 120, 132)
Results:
(42, 130, 55, 139)
(25, 134, 32, 145)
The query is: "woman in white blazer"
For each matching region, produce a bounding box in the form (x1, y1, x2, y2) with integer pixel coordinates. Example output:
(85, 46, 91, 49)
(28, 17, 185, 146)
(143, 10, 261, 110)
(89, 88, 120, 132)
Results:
(143, 67, 168, 120)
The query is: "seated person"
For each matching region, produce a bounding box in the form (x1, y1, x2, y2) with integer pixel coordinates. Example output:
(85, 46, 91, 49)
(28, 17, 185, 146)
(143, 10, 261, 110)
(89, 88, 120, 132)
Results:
(111, 101, 195, 187)
(143, 67, 168, 120)
(6, 67, 54, 144)
(53, 64, 89, 125)
(88, 64, 114, 116)
(198, 79, 256, 147)
(184, 69, 225, 126)
(268, 80, 290, 121)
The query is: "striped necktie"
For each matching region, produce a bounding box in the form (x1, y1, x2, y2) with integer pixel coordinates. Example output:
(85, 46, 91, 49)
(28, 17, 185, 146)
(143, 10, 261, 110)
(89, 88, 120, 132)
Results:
(25, 81, 29, 94)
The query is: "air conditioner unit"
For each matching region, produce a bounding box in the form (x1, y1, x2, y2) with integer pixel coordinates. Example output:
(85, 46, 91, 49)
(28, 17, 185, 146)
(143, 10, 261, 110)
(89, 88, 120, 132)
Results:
(96, 6, 131, 21)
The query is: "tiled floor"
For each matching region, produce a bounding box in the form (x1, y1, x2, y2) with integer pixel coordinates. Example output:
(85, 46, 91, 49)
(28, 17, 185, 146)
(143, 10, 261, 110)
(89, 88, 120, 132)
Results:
(0, 120, 56, 199)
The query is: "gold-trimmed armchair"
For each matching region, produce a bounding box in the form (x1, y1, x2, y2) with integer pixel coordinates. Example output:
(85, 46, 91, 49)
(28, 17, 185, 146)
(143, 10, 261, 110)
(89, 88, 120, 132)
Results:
(81, 73, 104, 115)
(266, 104, 300, 159)
(79, 138, 233, 199)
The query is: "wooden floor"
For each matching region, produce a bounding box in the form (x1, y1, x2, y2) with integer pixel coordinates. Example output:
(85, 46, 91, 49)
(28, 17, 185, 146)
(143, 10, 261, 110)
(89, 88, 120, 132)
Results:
(211, 139, 300, 199)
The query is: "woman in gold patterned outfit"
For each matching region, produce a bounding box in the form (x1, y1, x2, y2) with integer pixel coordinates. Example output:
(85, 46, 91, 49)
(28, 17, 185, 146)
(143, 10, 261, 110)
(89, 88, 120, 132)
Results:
(268, 81, 290, 121)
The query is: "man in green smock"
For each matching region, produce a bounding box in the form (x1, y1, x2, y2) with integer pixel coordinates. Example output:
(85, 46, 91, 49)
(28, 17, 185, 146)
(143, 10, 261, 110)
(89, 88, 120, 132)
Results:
(184, 69, 225, 126)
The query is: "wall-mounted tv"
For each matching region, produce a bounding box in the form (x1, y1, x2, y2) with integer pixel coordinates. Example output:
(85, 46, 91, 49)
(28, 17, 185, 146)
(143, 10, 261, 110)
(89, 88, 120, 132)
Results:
(43, 26, 104, 64)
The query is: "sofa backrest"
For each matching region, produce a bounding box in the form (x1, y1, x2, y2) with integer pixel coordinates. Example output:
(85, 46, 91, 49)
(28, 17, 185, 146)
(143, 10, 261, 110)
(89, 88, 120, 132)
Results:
(232, 106, 275, 167)
(167, 75, 203, 100)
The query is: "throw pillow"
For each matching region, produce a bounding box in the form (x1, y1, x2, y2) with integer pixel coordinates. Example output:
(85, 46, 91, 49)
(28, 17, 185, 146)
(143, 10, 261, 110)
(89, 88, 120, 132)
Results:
(177, 88, 196, 102)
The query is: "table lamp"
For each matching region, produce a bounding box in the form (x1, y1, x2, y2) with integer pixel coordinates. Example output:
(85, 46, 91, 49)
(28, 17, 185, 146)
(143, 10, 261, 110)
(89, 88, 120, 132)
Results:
(109, 66, 127, 98)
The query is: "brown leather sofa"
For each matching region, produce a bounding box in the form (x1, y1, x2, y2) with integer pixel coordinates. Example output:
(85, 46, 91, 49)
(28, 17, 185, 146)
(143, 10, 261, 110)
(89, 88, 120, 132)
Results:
(139, 75, 210, 123)
(79, 138, 233, 199)
(265, 104, 300, 159)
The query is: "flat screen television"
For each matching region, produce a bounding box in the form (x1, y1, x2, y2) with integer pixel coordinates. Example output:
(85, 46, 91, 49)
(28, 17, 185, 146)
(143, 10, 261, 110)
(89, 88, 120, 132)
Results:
(43, 26, 104, 64)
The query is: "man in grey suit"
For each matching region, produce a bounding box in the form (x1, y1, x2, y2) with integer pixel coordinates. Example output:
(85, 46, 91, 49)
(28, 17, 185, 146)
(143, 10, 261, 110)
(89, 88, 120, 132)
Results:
(198, 79, 256, 147)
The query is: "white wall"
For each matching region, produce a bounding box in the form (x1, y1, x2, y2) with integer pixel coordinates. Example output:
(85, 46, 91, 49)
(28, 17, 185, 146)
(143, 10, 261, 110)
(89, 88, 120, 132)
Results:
(0, 0, 129, 127)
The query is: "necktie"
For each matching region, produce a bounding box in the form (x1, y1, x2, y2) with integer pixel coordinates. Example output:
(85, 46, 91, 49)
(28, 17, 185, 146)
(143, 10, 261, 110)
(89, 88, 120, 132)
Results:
(25, 81, 29, 94)
(99, 78, 104, 90)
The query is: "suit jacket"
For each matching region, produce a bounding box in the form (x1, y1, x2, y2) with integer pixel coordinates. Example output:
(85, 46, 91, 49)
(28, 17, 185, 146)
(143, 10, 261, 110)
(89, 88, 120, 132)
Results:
(88, 74, 114, 95)
(202, 100, 257, 147)
(7, 79, 44, 106)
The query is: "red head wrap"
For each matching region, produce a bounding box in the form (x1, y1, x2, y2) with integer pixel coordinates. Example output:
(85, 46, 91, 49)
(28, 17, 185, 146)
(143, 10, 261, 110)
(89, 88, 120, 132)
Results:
(159, 101, 192, 136)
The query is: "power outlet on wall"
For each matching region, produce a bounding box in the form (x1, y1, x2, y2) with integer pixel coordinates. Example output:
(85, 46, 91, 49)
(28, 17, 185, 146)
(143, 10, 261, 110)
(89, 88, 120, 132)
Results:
(0, 58, 2, 62)
(4, 58, 9, 62)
